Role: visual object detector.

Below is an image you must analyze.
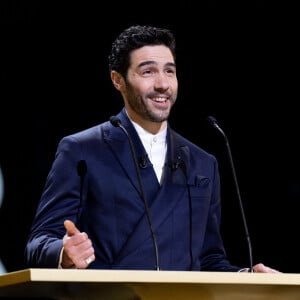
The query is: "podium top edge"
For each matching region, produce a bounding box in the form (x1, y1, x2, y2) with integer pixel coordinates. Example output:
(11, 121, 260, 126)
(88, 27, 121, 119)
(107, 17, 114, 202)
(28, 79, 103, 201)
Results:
(1, 268, 300, 287)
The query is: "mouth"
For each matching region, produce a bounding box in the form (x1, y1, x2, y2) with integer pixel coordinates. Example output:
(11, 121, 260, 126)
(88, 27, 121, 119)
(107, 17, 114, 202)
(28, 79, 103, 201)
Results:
(151, 97, 168, 103)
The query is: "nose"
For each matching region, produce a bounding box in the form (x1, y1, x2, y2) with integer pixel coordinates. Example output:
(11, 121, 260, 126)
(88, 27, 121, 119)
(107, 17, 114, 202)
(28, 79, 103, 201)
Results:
(154, 72, 170, 91)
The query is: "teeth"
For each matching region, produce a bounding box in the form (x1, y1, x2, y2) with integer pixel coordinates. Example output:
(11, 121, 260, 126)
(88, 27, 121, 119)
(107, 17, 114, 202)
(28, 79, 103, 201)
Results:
(153, 98, 166, 102)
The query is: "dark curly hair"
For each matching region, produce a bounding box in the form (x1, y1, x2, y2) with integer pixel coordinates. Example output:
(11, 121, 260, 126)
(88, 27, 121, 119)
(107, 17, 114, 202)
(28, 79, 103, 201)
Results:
(108, 25, 176, 78)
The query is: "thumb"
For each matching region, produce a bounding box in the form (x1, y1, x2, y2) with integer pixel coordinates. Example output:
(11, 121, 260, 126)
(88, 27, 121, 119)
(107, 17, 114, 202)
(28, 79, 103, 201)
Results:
(64, 220, 80, 237)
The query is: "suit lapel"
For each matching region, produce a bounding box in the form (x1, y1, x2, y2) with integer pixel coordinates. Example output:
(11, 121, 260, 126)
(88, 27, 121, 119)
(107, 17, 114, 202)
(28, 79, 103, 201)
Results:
(104, 109, 149, 197)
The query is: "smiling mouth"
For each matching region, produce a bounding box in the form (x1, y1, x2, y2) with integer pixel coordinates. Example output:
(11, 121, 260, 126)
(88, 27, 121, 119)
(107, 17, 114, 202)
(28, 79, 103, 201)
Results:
(152, 97, 167, 103)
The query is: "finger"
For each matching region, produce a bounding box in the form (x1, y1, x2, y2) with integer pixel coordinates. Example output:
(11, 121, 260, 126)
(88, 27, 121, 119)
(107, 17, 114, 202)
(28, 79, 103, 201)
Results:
(64, 219, 80, 236)
(253, 263, 281, 273)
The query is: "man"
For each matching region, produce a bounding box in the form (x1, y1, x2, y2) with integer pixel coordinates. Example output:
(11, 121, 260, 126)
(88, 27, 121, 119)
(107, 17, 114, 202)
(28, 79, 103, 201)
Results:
(25, 25, 279, 273)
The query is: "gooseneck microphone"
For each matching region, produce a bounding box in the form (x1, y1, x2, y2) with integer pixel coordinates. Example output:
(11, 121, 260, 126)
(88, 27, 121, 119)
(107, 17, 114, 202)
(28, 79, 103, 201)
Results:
(109, 116, 160, 271)
(207, 116, 254, 273)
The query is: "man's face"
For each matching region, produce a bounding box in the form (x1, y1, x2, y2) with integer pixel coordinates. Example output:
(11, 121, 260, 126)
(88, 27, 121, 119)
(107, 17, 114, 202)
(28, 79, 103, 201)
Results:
(123, 45, 178, 124)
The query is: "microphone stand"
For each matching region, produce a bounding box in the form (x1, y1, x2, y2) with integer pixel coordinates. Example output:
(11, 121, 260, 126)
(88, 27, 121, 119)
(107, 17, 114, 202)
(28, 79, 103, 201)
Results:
(110, 116, 160, 271)
(207, 116, 254, 273)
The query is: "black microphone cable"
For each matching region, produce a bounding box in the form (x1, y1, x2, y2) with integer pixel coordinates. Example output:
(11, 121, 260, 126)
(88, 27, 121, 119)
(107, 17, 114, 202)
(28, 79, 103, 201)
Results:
(77, 159, 87, 222)
(109, 116, 160, 271)
(207, 116, 254, 273)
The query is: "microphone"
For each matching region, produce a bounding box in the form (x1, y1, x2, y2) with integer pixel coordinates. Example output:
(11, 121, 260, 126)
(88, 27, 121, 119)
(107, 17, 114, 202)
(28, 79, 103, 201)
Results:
(109, 116, 160, 271)
(169, 159, 181, 171)
(138, 155, 148, 169)
(207, 116, 254, 273)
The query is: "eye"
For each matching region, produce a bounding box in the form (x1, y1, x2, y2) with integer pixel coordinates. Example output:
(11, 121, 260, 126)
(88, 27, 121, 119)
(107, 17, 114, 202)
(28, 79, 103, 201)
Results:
(166, 69, 175, 74)
(165, 68, 176, 76)
(142, 69, 153, 75)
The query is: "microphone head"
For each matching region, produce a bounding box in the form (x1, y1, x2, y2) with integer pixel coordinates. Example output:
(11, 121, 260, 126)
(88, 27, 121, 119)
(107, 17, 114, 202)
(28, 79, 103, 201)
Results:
(206, 115, 227, 139)
(110, 116, 121, 127)
(206, 115, 218, 126)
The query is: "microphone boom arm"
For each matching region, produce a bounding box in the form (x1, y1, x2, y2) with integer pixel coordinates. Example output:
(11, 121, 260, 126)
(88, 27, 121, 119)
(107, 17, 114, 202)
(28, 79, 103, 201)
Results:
(207, 116, 254, 273)
(110, 116, 160, 271)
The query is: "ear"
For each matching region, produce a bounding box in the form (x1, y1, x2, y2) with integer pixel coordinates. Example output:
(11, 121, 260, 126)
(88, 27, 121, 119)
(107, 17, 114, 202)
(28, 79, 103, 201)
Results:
(111, 71, 124, 91)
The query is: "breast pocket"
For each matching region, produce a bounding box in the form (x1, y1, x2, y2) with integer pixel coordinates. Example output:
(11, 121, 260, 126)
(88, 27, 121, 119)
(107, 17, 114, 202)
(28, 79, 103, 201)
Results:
(188, 175, 211, 199)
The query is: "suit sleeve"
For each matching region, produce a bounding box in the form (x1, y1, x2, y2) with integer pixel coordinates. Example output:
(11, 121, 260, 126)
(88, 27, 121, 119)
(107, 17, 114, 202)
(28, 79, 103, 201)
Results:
(24, 136, 83, 268)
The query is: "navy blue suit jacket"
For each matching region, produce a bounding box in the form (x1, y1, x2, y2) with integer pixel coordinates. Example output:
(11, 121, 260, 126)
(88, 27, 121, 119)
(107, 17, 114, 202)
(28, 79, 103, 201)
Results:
(25, 108, 240, 271)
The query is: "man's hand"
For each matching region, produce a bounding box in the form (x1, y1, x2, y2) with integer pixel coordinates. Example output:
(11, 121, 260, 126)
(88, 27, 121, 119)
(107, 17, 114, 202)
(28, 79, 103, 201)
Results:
(61, 220, 95, 269)
(253, 263, 281, 273)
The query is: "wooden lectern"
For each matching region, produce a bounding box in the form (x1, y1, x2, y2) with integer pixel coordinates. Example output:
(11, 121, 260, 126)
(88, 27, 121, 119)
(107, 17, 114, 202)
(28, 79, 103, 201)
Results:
(1, 268, 300, 299)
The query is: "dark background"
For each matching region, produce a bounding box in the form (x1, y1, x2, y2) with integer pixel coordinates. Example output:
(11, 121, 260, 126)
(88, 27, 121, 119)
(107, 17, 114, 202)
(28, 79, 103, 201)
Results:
(1, 1, 299, 273)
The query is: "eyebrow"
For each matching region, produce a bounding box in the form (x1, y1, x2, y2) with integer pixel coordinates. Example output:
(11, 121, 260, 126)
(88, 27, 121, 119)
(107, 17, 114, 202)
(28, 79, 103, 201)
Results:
(137, 61, 176, 68)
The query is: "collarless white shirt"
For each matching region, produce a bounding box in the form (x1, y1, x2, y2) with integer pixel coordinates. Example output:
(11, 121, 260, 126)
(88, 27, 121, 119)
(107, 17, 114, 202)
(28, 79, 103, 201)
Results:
(131, 121, 167, 184)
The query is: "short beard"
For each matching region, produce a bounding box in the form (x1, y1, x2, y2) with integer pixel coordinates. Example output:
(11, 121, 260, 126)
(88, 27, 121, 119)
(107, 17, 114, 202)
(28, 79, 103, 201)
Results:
(126, 85, 173, 123)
